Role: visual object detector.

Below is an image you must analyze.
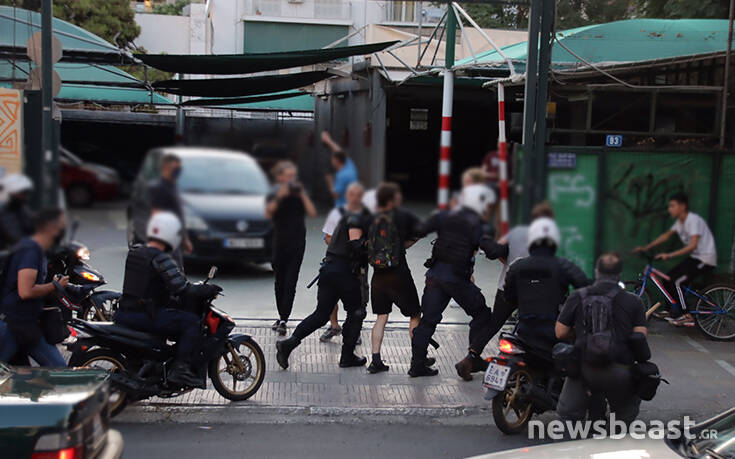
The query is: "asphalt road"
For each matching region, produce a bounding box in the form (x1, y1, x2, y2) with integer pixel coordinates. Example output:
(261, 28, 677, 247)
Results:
(115, 422, 549, 459)
(69, 201, 501, 323)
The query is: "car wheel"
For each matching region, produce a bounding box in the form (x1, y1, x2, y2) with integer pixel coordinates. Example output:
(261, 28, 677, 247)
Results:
(66, 184, 94, 207)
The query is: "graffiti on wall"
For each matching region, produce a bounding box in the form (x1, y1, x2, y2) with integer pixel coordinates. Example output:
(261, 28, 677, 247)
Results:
(0, 88, 23, 176)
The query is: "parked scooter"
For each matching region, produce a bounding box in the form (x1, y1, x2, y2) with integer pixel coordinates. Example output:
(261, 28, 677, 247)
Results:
(66, 267, 266, 417)
(47, 220, 119, 321)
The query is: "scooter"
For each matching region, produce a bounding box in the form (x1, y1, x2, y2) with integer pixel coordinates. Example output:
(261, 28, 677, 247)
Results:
(66, 267, 266, 417)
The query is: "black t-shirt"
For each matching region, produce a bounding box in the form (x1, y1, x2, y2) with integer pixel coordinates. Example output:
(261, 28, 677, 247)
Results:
(557, 280, 647, 364)
(149, 178, 184, 222)
(0, 237, 48, 322)
(267, 185, 306, 249)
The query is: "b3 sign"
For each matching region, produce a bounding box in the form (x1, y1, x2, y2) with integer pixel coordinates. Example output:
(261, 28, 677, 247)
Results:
(605, 134, 623, 148)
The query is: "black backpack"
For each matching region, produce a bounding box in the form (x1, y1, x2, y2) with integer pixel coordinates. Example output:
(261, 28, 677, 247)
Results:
(367, 211, 402, 269)
(579, 288, 619, 364)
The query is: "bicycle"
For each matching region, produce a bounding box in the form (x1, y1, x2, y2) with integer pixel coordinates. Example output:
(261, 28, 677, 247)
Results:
(624, 251, 735, 341)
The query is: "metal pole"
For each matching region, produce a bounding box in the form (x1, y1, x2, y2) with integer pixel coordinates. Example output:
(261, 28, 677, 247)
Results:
(497, 83, 510, 235)
(175, 73, 184, 143)
(532, 0, 554, 204)
(417, 1, 422, 66)
(719, 0, 734, 149)
(41, 0, 57, 207)
(437, 7, 456, 209)
(520, 0, 541, 220)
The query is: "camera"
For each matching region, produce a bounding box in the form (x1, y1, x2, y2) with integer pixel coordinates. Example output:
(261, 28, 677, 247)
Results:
(288, 181, 303, 195)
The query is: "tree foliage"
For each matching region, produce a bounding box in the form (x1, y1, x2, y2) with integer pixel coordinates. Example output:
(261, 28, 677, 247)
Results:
(152, 0, 191, 16)
(0, 0, 140, 50)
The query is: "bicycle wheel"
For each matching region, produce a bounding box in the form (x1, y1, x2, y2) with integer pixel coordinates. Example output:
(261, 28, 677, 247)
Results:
(623, 281, 652, 310)
(694, 284, 735, 341)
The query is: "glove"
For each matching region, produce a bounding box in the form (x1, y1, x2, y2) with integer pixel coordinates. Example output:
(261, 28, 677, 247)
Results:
(189, 283, 222, 299)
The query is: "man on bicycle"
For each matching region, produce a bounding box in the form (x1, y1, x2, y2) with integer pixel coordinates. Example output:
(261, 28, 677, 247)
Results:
(633, 192, 717, 327)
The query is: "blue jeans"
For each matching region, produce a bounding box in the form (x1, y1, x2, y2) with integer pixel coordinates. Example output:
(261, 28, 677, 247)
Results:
(0, 320, 67, 367)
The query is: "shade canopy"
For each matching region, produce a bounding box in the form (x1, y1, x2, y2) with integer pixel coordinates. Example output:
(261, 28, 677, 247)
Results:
(183, 90, 314, 111)
(135, 41, 399, 74)
(152, 70, 330, 97)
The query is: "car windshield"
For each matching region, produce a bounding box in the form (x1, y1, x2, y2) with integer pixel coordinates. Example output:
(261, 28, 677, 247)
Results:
(687, 410, 735, 458)
(179, 155, 269, 195)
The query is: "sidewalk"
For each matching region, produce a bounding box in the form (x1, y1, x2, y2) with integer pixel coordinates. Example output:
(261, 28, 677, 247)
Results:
(118, 322, 497, 423)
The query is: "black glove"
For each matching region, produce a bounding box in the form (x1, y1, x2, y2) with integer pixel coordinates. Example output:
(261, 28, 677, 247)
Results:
(180, 283, 222, 314)
(190, 283, 222, 299)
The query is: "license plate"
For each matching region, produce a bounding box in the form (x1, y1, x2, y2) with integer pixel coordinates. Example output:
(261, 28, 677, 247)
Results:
(483, 363, 511, 390)
(224, 238, 264, 249)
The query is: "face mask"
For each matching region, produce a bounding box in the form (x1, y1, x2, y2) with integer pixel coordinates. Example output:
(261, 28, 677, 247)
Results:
(53, 228, 66, 246)
(171, 167, 182, 180)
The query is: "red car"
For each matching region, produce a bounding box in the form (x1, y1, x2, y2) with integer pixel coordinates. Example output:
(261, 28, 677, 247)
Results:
(60, 147, 121, 207)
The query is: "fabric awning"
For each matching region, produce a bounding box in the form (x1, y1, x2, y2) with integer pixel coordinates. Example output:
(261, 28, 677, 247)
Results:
(135, 41, 399, 74)
(182, 90, 308, 107)
(183, 90, 313, 111)
(152, 70, 330, 97)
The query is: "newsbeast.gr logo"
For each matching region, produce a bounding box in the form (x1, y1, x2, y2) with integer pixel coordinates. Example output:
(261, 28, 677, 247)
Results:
(528, 415, 718, 441)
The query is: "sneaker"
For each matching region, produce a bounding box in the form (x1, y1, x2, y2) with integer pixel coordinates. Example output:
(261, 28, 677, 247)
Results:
(276, 321, 287, 336)
(320, 326, 342, 342)
(367, 361, 390, 374)
(653, 310, 671, 320)
(670, 314, 695, 327)
(271, 320, 280, 331)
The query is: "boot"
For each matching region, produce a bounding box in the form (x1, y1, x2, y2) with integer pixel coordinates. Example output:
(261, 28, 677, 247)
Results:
(339, 346, 367, 368)
(276, 336, 300, 370)
(408, 360, 439, 378)
(455, 352, 488, 382)
(167, 361, 201, 388)
(425, 357, 436, 367)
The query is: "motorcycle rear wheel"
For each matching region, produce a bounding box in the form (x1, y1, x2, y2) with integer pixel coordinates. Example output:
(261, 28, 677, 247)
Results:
(70, 348, 129, 417)
(209, 338, 266, 402)
(491, 368, 534, 435)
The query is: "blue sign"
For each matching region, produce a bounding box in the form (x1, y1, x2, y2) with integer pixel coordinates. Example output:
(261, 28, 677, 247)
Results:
(547, 152, 576, 169)
(606, 135, 623, 147)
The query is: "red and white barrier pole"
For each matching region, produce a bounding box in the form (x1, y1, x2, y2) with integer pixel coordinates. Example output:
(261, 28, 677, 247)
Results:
(497, 83, 510, 235)
(437, 69, 454, 209)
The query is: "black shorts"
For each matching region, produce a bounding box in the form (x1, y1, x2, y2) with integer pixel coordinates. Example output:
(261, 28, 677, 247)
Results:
(370, 267, 421, 317)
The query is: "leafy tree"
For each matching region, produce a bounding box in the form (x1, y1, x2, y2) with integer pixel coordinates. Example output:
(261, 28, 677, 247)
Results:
(635, 0, 730, 19)
(0, 0, 140, 50)
(152, 0, 191, 16)
(458, 3, 529, 29)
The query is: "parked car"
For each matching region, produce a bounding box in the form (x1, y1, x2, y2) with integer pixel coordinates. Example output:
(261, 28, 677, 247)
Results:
(60, 147, 121, 207)
(0, 362, 124, 458)
(128, 147, 273, 265)
(470, 406, 735, 459)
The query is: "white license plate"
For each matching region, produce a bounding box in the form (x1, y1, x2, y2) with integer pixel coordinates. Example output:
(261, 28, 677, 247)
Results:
(224, 238, 264, 249)
(483, 363, 511, 390)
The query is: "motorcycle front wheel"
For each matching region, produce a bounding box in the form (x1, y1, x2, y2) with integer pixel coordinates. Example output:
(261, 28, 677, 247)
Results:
(491, 368, 534, 435)
(209, 338, 266, 402)
(70, 348, 129, 417)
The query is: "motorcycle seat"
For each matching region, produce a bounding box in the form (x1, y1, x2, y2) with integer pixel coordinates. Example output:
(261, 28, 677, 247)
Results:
(83, 321, 165, 343)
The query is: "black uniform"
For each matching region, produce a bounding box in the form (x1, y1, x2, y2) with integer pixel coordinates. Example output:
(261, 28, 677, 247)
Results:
(503, 246, 591, 352)
(114, 245, 200, 360)
(289, 208, 372, 359)
(267, 186, 307, 323)
(0, 200, 34, 250)
(370, 208, 423, 317)
(411, 207, 496, 367)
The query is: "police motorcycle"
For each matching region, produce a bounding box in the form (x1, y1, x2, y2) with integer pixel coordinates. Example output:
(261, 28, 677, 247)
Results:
(47, 219, 120, 321)
(66, 267, 266, 417)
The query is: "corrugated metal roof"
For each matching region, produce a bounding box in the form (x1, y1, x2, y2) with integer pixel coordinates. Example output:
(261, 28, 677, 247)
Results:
(456, 19, 734, 70)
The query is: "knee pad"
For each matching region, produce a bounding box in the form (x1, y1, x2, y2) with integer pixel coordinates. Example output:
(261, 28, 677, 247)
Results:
(352, 307, 367, 322)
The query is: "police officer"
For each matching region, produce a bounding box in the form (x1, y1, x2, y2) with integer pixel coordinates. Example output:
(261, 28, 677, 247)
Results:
(503, 217, 591, 352)
(0, 174, 35, 250)
(276, 183, 372, 370)
(114, 212, 221, 388)
(409, 184, 497, 377)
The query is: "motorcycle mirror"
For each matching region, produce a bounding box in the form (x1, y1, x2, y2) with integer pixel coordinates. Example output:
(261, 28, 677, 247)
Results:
(207, 266, 218, 280)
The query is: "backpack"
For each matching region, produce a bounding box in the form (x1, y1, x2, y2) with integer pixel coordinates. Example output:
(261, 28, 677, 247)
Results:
(579, 288, 620, 364)
(367, 211, 402, 269)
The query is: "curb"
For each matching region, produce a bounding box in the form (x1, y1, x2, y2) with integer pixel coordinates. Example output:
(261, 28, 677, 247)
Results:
(114, 403, 496, 426)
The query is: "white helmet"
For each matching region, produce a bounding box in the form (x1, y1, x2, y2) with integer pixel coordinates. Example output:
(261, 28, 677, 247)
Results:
(362, 189, 377, 213)
(2, 174, 33, 196)
(527, 217, 561, 250)
(460, 184, 496, 216)
(146, 212, 183, 249)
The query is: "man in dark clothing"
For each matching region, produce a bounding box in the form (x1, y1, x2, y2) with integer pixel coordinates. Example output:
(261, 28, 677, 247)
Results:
(0, 208, 68, 367)
(114, 211, 220, 387)
(0, 174, 35, 250)
(276, 183, 372, 370)
(265, 161, 317, 336)
(556, 252, 648, 425)
(409, 184, 497, 378)
(502, 217, 591, 354)
(366, 182, 425, 374)
(148, 153, 191, 270)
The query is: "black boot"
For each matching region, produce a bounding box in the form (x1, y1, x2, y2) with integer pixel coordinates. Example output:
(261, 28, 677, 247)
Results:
(408, 359, 439, 377)
(339, 346, 367, 368)
(276, 336, 300, 370)
(167, 361, 201, 388)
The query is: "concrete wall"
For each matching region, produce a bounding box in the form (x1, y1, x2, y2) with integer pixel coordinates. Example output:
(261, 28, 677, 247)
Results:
(134, 13, 191, 54)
